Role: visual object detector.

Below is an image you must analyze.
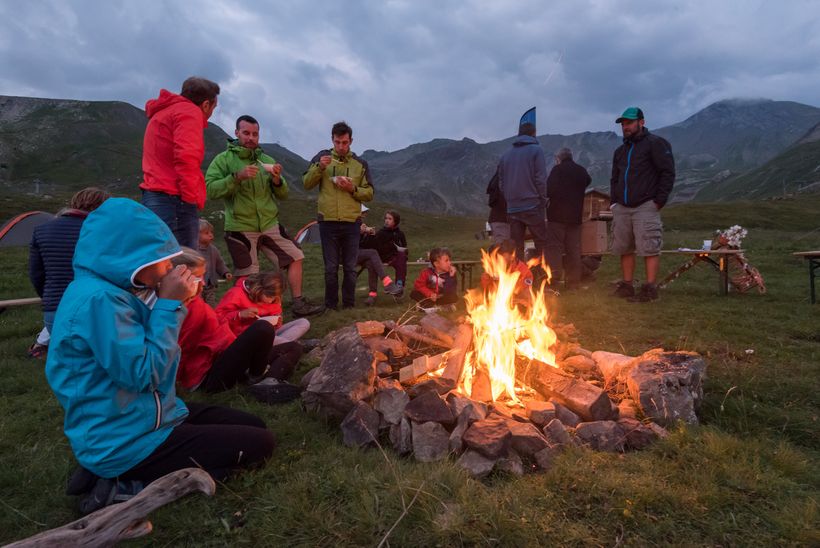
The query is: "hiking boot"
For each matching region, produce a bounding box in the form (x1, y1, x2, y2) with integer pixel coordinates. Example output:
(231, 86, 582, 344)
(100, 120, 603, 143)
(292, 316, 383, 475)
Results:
(292, 296, 325, 317)
(628, 283, 659, 303)
(78, 478, 144, 515)
(365, 295, 377, 307)
(383, 282, 402, 296)
(66, 466, 99, 496)
(246, 378, 302, 404)
(27, 343, 48, 359)
(612, 281, 635, 298)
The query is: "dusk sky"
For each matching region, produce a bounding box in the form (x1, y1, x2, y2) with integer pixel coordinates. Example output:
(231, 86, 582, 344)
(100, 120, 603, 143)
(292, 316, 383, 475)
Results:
(1, 0, 818, 158)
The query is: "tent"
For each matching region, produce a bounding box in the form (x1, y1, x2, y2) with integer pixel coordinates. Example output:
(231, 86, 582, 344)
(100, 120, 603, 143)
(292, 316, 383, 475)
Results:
(0, 211, 55, 248)
(295, 220, 321, 245)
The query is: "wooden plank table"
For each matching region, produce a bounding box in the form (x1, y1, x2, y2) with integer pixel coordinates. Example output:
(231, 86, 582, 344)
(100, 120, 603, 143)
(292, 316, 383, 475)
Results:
(793, 250, 820, 304)
(659, 249, 745, 296)
(0, 296, 42, 313)
(407, 260, 482, 292)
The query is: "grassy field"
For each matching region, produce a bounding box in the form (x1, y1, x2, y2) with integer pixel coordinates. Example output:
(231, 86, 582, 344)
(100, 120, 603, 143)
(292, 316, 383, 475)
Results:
(1, 193, 818, 546)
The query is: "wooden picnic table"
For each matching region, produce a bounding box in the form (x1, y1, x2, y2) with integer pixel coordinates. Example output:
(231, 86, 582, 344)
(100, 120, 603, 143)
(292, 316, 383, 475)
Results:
(407, 260, 482, 292)
(658, 249, 745, 296)
(793, 250, 820, 304)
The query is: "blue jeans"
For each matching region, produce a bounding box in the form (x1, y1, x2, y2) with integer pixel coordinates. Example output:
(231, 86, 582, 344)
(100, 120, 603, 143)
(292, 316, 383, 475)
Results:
(319, 221, 360, 308)
(141, 190, 199, 248)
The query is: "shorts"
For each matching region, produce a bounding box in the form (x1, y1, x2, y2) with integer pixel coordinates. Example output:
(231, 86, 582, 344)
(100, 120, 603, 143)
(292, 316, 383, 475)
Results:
(611, 201, 663, 256)
(226, 224, 305, 277)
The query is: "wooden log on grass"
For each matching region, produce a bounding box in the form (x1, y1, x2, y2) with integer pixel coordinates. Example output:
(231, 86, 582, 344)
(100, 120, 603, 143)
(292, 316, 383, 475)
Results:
(7, 468, 215, 547)
(522, 360, 613, 421)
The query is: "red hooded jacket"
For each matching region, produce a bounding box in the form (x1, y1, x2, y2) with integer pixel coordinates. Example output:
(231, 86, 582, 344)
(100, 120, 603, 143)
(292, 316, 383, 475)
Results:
(177, 296, 235, 390)
(139, 89, 207, 209)
(215, 277, 283, 336)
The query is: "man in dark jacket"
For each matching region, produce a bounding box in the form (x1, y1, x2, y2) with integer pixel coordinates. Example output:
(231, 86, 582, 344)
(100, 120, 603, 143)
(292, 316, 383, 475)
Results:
(609, 107, 675, 302)
(498, 107, 548, 266)
(485, 167, 510, 245)
(27, 187, 111, 357)
(545, 147, 591, 289)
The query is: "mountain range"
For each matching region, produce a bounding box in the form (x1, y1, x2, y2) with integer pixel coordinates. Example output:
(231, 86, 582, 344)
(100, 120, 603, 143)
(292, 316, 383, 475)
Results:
(1, 95, 819, 215)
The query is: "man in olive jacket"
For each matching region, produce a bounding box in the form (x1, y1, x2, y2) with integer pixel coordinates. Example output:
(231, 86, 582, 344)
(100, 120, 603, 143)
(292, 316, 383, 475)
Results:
(303, 121, 374, 309)
(609, 107, 675, 302)
(205, 115, 323, 317)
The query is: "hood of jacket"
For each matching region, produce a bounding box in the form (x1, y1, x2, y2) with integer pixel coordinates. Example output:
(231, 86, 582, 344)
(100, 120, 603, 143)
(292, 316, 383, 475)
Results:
(226, 138, 264, 160)
(73, 198, 182, 289)
(513, 135, 540, 147)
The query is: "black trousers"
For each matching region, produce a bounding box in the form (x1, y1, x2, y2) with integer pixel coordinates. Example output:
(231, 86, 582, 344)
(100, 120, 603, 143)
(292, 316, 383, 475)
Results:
(119, 402, 275, 483)
(544, 221, 582, 287)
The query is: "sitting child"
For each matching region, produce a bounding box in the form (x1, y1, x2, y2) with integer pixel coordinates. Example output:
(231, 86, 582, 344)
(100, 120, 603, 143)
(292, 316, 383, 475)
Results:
(27, 187, 111, 358)
(411, 247, 459, 310)
(215, 271, 310, 344)
(360, 208, 409, 290)
(173, 249, 303, 394)
(480, 239, 533, 307)
(45, 198, 274, 514)
(198, 218, 232, 307)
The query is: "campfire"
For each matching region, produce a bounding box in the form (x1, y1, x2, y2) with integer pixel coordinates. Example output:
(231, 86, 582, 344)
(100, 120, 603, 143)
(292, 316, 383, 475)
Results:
(302, 249, 708, 477)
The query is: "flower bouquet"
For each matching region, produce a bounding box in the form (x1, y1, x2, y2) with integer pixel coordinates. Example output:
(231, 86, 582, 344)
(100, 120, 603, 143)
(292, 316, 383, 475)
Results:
(714, 225, 748, 249)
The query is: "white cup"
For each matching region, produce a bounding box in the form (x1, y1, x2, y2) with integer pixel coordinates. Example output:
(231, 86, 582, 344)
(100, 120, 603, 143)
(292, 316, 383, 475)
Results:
(702, 239, 712, 250)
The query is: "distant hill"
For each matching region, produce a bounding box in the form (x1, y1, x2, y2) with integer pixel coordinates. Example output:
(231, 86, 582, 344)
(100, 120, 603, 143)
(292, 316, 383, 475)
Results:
(0, 95, 308, 197)
(362, 99, 820, 215)
(694, 119, 820, 201)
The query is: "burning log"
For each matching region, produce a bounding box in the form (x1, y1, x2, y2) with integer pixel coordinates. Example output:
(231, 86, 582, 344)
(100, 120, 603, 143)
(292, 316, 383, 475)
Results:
(356, 320, 386, 337)
(522, 360, 613, 422)
(399, 352, 450, 383)
(419, 313, 456, 346)
(441, 324, 473, 383)
(384, 321, 451, 349)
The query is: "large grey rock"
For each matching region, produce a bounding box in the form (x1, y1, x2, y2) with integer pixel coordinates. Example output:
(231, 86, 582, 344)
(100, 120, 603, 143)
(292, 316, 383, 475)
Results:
(448, 409, 472, 454)
(496, 449, 525, 476)
(446, 393, 488, 422)
(541, 419, 573, 448)
(457, 449, 497, 478)
(373, 386, 410, 425)
(389, 418, 413, 455)
(550, 400, 582, 427)
(618, 399, 639, 419)
(404, 390, 454, 425)
(574, 421, 625, 452)
(526, 401, 556, 426)
(560, 355, 598, 373)
(591, 351, 635, 384)
(406, 377, 456, 398)
(626, 350, 707, 426)
(617, 418, 660, 450)
(412, 421, 450, 462)
(303, 327, 376, 420)
(506, 420, 550, 458)
(462, 419, 512, 459)
(340, 401, 380, 448)
(534, 445, 562, 471)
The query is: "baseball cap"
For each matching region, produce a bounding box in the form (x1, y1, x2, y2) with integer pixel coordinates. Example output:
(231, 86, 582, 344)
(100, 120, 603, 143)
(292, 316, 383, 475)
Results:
(616, 107, 644, 123)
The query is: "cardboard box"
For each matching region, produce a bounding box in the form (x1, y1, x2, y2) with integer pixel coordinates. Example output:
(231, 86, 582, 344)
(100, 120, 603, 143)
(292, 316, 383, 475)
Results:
(581, 220, 608, 255)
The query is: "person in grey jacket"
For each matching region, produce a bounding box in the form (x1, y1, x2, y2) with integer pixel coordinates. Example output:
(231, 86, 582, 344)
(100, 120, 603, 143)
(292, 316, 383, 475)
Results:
(498, 107, 548, 267)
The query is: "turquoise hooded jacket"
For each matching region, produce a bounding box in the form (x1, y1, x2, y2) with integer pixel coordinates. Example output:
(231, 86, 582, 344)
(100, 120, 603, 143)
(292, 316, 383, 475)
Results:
(45, 198, 189, 478)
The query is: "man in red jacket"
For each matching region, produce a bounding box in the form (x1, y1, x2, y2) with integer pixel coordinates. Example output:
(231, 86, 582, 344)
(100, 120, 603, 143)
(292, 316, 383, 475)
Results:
(140, 76, 220, 248)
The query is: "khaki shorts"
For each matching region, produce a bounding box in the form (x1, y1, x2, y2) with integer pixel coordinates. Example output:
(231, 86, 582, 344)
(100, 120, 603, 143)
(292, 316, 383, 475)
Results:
(226, 224, 305, 277)
(611, 201, 663, 256)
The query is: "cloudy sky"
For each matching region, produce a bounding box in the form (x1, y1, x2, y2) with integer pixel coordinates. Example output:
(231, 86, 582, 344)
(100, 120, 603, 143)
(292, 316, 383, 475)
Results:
(1, 0, 818, 158)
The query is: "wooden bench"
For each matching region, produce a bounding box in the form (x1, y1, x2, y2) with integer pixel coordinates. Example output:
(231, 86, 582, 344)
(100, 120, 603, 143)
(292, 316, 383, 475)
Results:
(793, 250, 820, 304)
(0, 297, 42, 313)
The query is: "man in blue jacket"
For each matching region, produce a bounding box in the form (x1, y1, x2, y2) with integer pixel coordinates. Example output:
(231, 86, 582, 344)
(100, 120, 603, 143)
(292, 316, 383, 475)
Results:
(46, 198, 274, 513)
(498, 107, 548, 269)
(609, 107, 675, 302)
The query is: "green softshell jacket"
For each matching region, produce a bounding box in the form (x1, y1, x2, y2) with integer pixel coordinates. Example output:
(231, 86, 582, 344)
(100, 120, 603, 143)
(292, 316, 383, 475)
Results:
(302, 149, 373, 222)
(205, 140, 289, 232)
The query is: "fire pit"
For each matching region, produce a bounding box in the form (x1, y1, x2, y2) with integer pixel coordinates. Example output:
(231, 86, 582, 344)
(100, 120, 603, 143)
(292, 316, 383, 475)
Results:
(302, 250, 706, 477)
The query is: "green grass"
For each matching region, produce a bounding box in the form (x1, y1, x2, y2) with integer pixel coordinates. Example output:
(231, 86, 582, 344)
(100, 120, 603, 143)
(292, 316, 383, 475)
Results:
(1, 194, 818, 545)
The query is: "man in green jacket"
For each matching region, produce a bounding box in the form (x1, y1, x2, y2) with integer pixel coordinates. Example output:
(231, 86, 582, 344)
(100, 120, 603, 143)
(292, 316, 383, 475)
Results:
(206, 115, 323, 317)
(303, 121, 373, 309)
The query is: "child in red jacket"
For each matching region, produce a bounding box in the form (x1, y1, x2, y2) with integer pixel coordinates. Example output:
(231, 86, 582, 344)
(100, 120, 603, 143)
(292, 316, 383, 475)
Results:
(480, 239, 533, 308)
(175, 252, 303, 393)
(215, 271, 310, 344)
(410, 247, 459, 309)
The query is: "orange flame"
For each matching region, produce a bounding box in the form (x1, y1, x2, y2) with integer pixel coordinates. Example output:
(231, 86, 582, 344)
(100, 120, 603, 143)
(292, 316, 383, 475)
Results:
(461, 248, 558, 402)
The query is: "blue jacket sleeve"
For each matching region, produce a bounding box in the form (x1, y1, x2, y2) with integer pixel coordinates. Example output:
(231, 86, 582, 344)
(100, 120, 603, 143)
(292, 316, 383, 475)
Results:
(83, 294, 185, 392)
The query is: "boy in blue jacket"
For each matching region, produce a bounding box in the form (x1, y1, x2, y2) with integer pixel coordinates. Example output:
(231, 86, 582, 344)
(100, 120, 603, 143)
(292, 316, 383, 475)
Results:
(46, 198, 274, 513)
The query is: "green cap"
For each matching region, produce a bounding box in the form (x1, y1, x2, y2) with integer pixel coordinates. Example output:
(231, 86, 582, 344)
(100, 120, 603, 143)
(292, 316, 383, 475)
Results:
(615, 107, 644, 123)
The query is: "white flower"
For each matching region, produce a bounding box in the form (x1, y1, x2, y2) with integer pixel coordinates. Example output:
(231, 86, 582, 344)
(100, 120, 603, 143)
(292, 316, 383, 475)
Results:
(716, 225, 748, 248)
